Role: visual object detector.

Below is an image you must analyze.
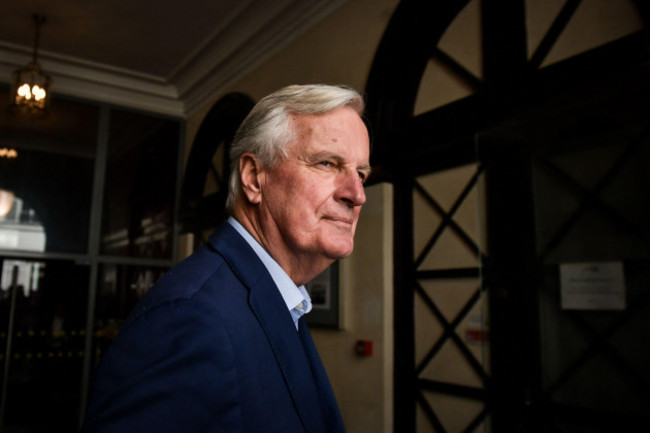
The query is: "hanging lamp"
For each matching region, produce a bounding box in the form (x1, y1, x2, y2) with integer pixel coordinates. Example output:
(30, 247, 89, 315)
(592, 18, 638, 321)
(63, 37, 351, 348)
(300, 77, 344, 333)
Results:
(9, 14, 51, 115)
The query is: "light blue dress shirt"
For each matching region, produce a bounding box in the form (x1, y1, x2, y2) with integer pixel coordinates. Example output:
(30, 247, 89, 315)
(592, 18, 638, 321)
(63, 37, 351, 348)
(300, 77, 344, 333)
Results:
(228, 217, 312, 330)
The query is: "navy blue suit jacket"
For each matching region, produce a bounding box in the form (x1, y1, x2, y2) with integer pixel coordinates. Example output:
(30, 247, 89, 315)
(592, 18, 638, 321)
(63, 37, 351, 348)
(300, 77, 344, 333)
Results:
(83, 222, 345, 433)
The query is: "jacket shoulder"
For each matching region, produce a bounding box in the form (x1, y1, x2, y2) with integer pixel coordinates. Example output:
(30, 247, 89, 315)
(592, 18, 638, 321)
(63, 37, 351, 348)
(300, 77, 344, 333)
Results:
(126, 223, 259, 324)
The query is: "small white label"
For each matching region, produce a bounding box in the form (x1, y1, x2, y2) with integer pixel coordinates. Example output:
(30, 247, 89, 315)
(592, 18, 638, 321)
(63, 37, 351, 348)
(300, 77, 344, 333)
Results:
(560, 262, 625, 310)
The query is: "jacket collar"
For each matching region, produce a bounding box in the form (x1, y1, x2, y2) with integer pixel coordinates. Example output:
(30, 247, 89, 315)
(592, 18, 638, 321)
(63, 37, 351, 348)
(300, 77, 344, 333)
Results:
(208, 222, 336, 433)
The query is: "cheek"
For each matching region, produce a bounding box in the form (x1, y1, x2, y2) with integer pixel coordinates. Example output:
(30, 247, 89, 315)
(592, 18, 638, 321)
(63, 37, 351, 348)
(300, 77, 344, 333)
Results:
(294, 183, 331, 211)
(265, 173, 303, 208)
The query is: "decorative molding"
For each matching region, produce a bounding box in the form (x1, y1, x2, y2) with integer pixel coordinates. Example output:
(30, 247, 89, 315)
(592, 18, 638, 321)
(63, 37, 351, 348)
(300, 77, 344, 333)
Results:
(180, 0, 350, 115)
(0, 0, 350, 118)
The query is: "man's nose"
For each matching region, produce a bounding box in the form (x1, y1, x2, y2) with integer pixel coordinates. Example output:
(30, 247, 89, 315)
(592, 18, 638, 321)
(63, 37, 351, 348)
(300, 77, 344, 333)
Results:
(336, 170, 366, 207)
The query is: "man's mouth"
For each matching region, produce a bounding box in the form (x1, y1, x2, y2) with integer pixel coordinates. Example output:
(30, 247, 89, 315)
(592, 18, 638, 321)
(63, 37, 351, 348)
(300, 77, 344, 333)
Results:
(323, 216, 354, 226)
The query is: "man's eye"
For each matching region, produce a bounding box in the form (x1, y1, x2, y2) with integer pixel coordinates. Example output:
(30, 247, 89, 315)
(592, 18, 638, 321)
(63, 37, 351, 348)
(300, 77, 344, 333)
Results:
(318, 161, 332, 167)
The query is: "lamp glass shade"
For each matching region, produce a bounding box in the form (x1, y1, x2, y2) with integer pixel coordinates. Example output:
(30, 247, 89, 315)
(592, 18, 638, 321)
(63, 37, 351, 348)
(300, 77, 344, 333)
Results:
(10, 61, 51, 114)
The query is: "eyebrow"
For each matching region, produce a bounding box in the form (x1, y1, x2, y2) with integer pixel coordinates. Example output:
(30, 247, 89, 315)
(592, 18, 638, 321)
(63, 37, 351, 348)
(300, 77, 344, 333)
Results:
(311, 152, 370, 171)
(358, 163, 372, 176)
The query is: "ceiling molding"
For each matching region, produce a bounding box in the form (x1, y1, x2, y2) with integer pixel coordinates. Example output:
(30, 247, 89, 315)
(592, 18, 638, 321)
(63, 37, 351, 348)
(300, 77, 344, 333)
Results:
(0, 41, 184, 117)
(176, 0, 350, 115)
(0, 0, 350, 118)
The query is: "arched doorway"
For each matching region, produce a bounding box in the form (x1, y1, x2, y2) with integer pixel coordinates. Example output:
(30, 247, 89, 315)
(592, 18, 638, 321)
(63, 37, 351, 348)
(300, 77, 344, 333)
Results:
(365, 1, 650, 431)
(180, 92, 254, 247)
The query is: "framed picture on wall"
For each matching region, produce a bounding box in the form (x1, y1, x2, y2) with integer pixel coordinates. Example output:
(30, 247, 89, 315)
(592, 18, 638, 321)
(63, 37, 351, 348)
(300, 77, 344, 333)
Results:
(305, 261, 339, 328)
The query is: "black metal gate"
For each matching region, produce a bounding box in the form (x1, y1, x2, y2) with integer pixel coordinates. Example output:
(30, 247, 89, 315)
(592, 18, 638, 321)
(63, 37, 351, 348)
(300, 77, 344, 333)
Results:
(364, 1, 650, 431)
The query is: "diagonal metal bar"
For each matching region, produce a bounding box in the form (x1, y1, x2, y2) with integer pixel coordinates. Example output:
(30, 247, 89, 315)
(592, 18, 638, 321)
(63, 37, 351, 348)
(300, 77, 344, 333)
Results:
(529, 0, 582, 69)
(416, 380, 490, 432)
(537, 126, 650, 262)
(416, 380, 490, 433)
(419, 378, 486, 401)
(545, 290, 650, 397)
(463, 406, 490, 433)
(545, 291, 650, 398)
(415, 282, 489, 383)
(432, 47, 482, 91)
(414, 282, 457, 370)
(414, 165, 486, 268)
(572, 316, 650, 391)
(416, 389, 447, 433)
(536, 151, 650, 246)
(417, 267, 481, 279)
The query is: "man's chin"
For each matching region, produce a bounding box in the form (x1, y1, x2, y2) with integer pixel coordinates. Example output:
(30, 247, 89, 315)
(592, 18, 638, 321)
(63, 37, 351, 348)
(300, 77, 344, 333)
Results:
(323, 242, 354, 260)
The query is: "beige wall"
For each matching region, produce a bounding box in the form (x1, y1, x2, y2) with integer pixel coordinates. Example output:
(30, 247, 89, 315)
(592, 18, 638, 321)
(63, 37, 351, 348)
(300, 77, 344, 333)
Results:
(184, 0, 399, 162)
(315, 183, 393, 433)
(184, 1, 399, 432)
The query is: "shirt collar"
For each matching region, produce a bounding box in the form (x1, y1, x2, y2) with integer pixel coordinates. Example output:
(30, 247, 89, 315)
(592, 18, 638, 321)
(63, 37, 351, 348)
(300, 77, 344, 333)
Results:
(227, 217, 312, 322)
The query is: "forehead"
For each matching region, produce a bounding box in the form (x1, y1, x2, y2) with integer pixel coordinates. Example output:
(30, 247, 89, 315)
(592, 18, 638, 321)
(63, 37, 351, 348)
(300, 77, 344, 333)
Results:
(288, 106, 369, 156)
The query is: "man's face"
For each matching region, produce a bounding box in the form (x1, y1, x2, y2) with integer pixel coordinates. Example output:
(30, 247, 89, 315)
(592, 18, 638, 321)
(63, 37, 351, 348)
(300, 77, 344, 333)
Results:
(257, 105, 370, 270)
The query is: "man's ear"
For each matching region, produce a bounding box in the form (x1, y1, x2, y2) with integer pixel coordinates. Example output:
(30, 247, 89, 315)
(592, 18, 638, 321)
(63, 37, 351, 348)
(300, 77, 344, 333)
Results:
(239, 153, 263, 204)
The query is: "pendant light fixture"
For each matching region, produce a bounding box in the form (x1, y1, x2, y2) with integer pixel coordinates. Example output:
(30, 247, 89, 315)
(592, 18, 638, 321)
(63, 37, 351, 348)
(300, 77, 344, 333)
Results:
(9, 14, 51, 116)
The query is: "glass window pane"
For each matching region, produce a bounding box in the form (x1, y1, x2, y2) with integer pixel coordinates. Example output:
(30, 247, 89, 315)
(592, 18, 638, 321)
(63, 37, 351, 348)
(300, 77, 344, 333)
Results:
(0, 258, 89, 432)
(101, 109, 180, 258)
(93, 264, 167, 364)
(0, 89, 98, 254)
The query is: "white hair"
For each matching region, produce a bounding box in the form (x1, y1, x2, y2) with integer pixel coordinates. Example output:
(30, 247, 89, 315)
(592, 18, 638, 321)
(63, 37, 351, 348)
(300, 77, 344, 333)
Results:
(226, 84, 365, 211)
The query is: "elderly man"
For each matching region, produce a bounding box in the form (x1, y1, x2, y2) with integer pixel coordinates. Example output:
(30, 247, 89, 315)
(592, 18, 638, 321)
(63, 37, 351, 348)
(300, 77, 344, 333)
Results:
(83, 84, 371, 433)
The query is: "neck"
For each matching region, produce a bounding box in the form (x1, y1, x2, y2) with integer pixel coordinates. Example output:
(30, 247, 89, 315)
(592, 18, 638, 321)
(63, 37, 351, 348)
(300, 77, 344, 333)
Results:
(231, 203, 331, 286)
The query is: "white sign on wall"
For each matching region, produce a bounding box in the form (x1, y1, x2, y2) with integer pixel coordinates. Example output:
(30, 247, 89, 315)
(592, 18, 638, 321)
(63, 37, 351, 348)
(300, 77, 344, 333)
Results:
(559, 261, 626, 310)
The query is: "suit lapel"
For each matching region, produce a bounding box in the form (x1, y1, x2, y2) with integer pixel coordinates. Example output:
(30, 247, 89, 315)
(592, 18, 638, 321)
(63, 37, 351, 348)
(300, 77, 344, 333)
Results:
(248, 289, 329, 433)
(298, 319, 346, 432)
(209, 223, 330, 433)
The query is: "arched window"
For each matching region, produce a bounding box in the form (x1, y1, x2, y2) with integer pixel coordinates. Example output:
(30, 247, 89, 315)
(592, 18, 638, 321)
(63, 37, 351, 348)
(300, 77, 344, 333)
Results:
(180, 92, 254, 247)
